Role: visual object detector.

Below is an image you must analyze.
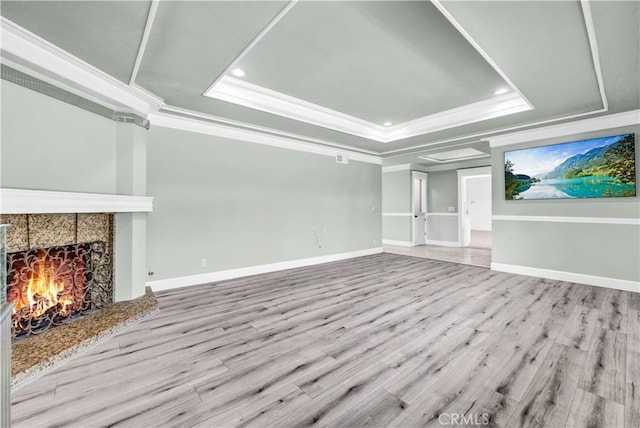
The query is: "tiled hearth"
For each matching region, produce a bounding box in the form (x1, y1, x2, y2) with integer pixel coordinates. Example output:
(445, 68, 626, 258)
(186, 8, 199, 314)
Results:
(11, 287, 157, 387)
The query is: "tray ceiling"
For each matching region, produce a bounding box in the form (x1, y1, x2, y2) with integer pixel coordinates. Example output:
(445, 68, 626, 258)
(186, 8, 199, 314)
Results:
(1, 0, 638, 165)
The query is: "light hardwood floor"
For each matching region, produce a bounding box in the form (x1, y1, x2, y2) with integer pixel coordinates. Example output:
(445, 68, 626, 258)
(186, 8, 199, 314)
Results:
(384, 244, 491, 268)
(11, 253, 640, 427)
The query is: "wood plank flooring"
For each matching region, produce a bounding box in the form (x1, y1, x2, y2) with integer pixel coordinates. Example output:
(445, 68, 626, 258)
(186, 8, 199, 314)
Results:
(10, 253, 640, 427)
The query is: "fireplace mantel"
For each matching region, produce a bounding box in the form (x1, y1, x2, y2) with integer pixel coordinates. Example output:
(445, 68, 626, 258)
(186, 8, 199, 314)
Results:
(0, 188, 153, 214)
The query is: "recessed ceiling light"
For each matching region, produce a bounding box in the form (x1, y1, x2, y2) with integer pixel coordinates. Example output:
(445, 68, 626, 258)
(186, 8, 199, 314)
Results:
(231, 67, 246, 78)
(383, 121, 393, 127)
(493, 88, 509, 95)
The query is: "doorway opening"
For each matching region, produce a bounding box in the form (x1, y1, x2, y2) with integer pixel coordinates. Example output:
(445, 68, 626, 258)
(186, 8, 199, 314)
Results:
(457, 167, 492, 249)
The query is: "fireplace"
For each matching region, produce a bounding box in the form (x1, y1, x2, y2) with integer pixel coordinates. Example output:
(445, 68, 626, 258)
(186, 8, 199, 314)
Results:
(0, 213, 114, 340)
(7, 241, 111, 339)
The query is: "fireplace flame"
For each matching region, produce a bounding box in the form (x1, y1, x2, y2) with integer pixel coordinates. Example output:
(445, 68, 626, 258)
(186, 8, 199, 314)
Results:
(12, 258, 74, 319)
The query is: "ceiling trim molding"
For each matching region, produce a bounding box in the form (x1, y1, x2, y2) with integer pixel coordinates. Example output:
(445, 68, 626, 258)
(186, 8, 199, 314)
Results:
(419, 149, 489, 164)
(129, 0, 160, 86)
(204, 0, 299, 92)
(383, 92, 530, 141)
(381, 107, 609, 156)
(161, 104, 380, 155)
(431, 0, 533, 110)
(457, 166, 492, 177)
(148, 111, 382, 165)
(0, 16, 165, 115)
(206, 75, 386, 140)
(580, 0, 608, 111)
(488, 109, 640, 148)
(382, 164, 412, 173)
(205, 76, 531, 143)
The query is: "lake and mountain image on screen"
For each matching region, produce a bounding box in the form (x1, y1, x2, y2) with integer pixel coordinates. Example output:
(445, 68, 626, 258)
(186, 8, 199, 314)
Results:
(504, 133, 636, 200)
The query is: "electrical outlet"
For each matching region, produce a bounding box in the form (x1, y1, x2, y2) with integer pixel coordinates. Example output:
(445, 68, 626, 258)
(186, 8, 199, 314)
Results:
(448, 206, 455, 212)
(201, 258, 207, 268)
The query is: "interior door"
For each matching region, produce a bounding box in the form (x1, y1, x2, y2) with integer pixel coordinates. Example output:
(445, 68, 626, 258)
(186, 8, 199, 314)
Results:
(412, 172, 427, 246)
(413, 213, 426, 245)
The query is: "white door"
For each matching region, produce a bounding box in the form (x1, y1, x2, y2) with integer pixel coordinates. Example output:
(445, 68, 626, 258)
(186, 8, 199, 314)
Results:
(461, 178, 472, 247)
(413, 212, 426, 245)
(467, 176, 492, 231)
(412, 172, 427, 245)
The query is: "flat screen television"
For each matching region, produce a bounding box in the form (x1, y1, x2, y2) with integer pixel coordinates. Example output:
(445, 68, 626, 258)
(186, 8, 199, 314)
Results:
(504, 133, 636, 200)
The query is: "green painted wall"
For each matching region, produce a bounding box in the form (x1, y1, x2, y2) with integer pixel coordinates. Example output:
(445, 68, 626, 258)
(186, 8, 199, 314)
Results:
(0, 81, 117, 193)
(382, 170, 411, 213)
(492, 124, 640, 282)
(1, 82, 148, 300)
(382, 216, 412, 242)
(427, 170, 458, 213)
(146, 126, 381, 280)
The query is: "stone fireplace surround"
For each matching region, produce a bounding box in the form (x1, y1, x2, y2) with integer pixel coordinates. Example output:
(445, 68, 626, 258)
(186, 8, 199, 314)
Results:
(0, 187, 155, 387)
(1, 188, 152, 302)
(3, 214, 114, 339)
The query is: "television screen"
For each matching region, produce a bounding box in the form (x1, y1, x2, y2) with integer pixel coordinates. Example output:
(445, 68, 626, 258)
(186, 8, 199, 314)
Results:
(504, 133, 636, 200)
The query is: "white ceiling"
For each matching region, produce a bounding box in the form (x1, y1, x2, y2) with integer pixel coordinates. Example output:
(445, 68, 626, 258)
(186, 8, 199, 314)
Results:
(1, 0, 638, 166)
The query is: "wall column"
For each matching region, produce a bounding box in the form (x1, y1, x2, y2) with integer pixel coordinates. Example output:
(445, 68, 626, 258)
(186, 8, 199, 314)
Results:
(114, 122, 147, 301)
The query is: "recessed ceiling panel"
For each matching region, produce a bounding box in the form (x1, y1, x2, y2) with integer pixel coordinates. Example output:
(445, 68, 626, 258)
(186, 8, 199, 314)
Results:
(235, 0, 508, 124)
(419, 147, 489, 163)
(1, 0, 151, 84)
(439, 0, 603, 114)
(590, 0, 640, 112)
(136, 1, 288, 98)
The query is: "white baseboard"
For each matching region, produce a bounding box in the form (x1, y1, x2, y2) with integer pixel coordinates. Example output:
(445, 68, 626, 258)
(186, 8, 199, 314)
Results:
(147, 247, 383, 292)
(491, 262, 640, 293)
(382, 239, 413, 247)
(425, 239, 461, 247)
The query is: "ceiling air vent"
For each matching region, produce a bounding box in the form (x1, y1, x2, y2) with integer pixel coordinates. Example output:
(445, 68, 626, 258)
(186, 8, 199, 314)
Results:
(336, 154, 349, 164)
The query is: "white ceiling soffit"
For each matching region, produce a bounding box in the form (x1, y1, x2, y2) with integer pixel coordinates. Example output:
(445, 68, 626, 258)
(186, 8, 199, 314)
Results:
(419, 148, 490, 163)
(204, 76, 531, 143)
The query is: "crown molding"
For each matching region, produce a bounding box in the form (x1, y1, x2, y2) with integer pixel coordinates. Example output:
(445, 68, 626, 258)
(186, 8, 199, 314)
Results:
(385, 92, 530, 141)
(205, 76, 386, 141)
(419, 148, 490, 164)
(457, 166, 492, 177)
(382, 164, 412, 173)
(489, 109, 640, 148)
(160, 104, 380, 155)
(148, 111, 382, 165)
(205, 76, 532, 143)
(0, 17, 165, 115)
